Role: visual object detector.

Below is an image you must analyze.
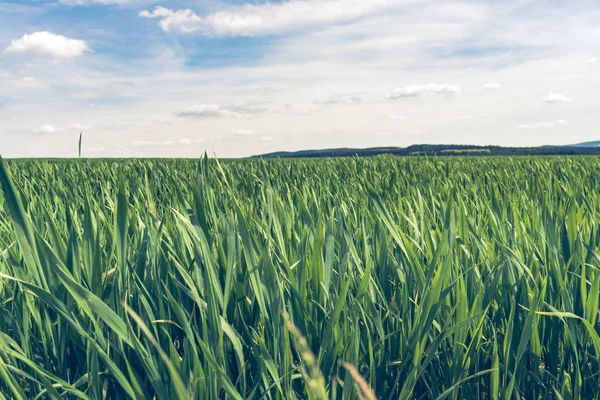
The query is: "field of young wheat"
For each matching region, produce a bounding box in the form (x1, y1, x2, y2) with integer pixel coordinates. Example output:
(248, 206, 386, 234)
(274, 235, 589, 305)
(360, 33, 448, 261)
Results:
(1, 156, 599, 399)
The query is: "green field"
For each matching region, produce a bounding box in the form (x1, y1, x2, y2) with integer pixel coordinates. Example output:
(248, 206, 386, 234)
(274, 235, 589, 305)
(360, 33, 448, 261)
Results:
(1, 156, 600, 399)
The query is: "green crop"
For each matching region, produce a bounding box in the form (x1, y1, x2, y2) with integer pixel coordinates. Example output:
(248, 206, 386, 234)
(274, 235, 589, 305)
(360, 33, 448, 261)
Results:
(0, 155, 600, 399)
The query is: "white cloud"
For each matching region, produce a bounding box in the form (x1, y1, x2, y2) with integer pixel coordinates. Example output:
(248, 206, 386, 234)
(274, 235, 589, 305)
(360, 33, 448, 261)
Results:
(389, 114, 407, 120)
(139, 6, 202, 33)
(11, 77, 46, 88)
(154, 116, 172, 125)
(589, 57, 598, 65)
(71, 123, 93, 131)
(314, 94, 362, 105)
(140, 0, 405, 36)
(132, 140, 175, 147)
(387, 83, 461, 99)
(516, 122, 555, 129)
(174, 104, 267, 119)
(178, 137, 204, 145)
(235, 129, 255, 136)
(33, 124, 57, 133)
(72, 91, 101, 100)
(543, 92, 571, 103)
(313, 96, 344, 105)
(60, 0, 140, 5)
(5, 32, 89, 58)
(0, 3, 44, 12)
(515, 120, 568, 129)
(132, 138, 203, 147)
(482, 83, 501, 90)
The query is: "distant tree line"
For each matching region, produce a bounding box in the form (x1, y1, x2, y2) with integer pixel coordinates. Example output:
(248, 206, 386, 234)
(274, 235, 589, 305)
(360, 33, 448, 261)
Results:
(253, 144, 600, 158)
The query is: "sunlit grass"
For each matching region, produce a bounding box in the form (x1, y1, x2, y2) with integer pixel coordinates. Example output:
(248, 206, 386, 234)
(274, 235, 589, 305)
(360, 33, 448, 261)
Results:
(0, 155, 599, 399)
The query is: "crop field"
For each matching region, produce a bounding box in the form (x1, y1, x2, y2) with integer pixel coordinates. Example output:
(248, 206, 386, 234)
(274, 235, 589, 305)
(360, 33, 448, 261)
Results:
(1, 156, 600, 399)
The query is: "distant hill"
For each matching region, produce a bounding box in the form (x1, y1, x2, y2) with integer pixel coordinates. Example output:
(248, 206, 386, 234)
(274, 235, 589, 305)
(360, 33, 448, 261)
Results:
(572, 141, 600, 147)
(252, 144, 600, 158)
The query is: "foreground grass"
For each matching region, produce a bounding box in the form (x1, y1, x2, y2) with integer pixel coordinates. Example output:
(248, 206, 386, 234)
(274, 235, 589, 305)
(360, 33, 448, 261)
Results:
(0, 156, 599, 399)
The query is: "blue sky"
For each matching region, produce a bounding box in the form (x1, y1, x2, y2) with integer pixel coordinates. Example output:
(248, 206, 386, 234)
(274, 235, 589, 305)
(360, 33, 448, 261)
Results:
(1, 0, 599, 157)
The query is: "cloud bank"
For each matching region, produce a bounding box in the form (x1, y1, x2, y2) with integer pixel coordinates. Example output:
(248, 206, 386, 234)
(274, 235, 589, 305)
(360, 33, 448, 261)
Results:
(5, 31, 89, 58)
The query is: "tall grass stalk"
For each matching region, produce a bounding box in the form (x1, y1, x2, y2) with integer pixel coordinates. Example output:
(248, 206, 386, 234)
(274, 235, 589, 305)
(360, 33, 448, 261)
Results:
(0, 155, 599, 399)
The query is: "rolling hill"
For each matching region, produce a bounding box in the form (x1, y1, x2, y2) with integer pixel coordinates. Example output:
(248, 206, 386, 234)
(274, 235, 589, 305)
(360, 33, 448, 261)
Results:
(253, 144, 600, 158)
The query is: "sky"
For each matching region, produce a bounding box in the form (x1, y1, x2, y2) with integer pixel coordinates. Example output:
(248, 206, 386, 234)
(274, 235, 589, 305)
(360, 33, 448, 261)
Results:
(1, 0, 599, 158)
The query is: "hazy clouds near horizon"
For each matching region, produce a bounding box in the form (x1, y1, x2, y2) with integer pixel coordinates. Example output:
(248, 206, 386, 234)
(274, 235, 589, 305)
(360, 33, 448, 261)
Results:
(1, 0, 599, 157)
